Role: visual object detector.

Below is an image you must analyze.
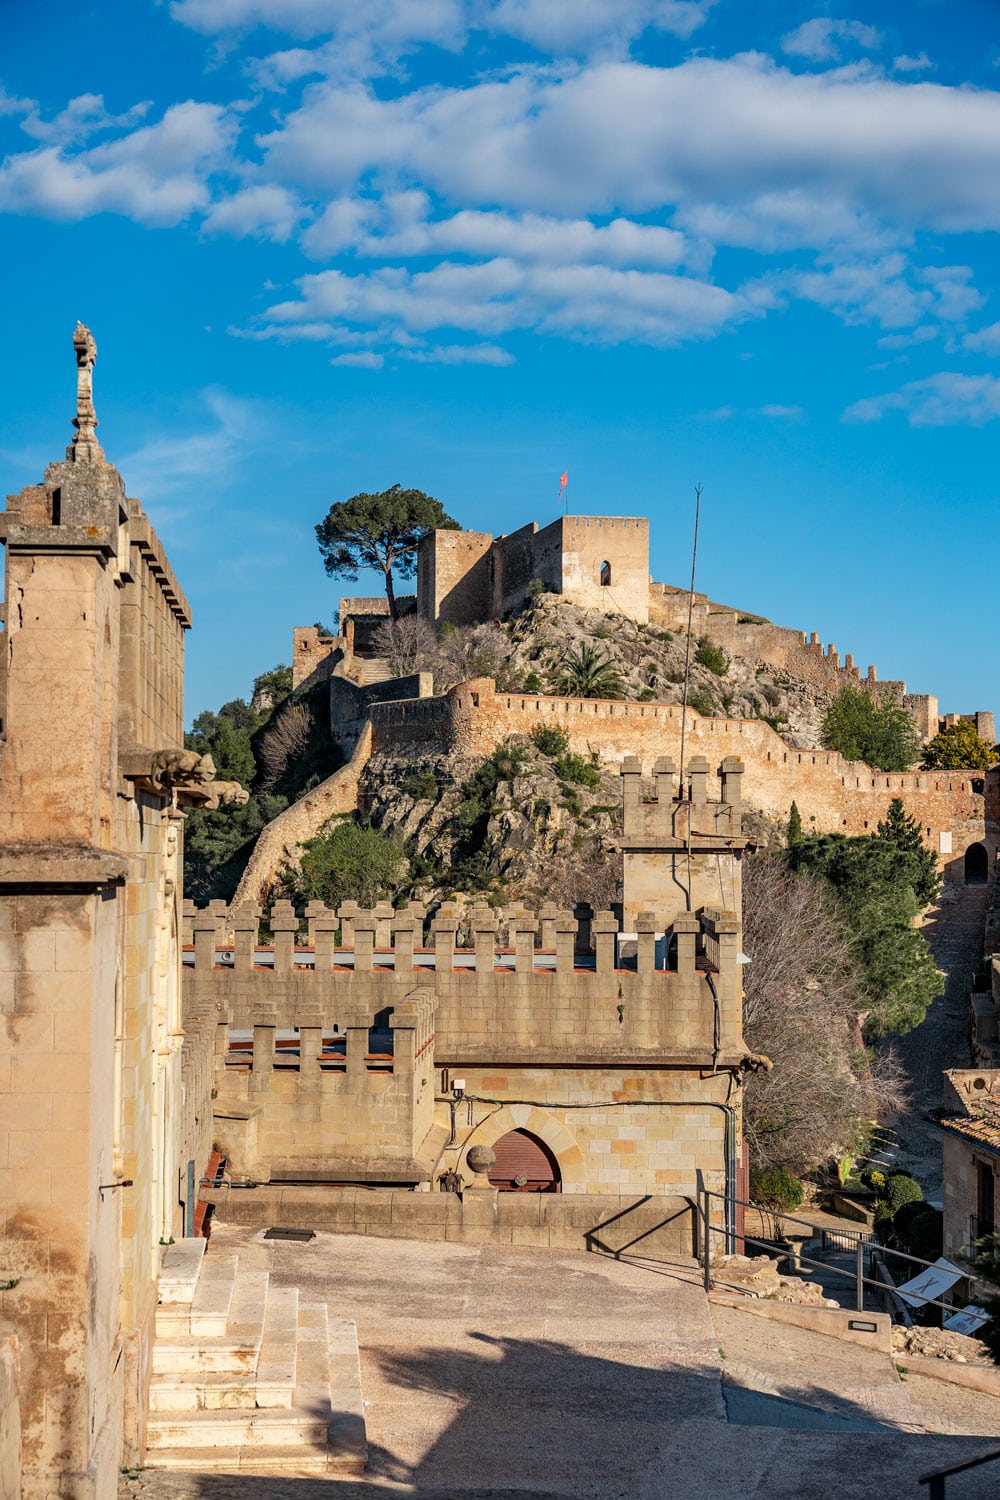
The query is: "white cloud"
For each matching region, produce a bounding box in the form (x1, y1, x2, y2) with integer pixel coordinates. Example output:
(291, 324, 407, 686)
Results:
(0, 101, 235, 226)
(781, 18, 883, 64)
(20, 93, 152, 146)
(792, 256, 981, 330)
(331, 351, 384, 369)
(302, 196, 690, 269)
(844, 372, 1000, 426)
(892, 53, 933, 74)
(0, 85, 37, 118)
(119, 388, 267, 497)
(488, 0, 715, 51)
(171, 0, 713, 76)
(263, 256, 752, 348)
(256, 58, 1000, 238)
(965, 320, 1000, 354)
(398, 341, 515, 364)
(698, 403, 801, 420)
(203, 183, 303, 240)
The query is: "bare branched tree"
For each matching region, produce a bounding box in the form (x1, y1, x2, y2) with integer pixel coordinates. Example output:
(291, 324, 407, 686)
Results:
(257, 701, 314, 791)
(371, 614, 438, 678)
(741, 853, 908, 1174)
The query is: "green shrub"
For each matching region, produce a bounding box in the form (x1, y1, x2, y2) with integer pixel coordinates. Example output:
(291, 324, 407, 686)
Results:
(657, 628, 673, 643)
(522, 672, 543, 694)
(894, 1202, 943, 1261)
(695, 637, 728, 675)
(861, 1167, 888, 1193)
(884, 1174, 923, 1215)
(688, 687, 715, 717)
(750, 1166, 804, 1212)
(555, 751, 601, 788)
(531, 724, 570, 757)
(638, 688, 656, 701)
(400, 766, 438, 800)
(299, 819, 407, 908)
(821, 686, 920, 772)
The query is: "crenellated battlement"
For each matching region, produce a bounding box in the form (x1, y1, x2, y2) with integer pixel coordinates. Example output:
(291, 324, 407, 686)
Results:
(183, 894, 743, 1066)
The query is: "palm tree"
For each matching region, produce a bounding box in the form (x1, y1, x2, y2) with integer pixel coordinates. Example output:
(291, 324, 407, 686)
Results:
(551, 643, 624, 700)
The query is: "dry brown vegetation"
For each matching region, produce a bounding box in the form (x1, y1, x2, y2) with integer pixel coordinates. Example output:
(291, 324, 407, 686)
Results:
(741, 852, 908, 1174)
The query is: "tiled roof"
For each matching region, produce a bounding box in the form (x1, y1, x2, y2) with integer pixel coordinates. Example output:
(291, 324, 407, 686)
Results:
(940, 1108, 1000, 1158)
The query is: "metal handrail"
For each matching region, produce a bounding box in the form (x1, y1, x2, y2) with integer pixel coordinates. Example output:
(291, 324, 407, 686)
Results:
(694, 1171, 991, 1317)
(918, 1447, 1000, 1498)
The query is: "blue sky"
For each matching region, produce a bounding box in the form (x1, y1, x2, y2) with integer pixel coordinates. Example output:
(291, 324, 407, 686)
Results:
(2, 0, 999, 722)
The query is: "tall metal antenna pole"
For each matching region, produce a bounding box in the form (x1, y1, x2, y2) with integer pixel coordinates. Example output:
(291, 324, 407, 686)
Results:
(677, 483, 702, 910)
(678, 483, 702, 794)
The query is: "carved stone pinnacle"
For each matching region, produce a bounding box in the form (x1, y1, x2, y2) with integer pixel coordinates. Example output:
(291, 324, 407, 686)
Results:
(67, 320, 105, 463)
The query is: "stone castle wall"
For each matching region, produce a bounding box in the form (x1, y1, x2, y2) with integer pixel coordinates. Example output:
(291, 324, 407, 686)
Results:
(647, 586, 947, 736)
(184, 895, 744, 1199)
(369, 680, 993, 880)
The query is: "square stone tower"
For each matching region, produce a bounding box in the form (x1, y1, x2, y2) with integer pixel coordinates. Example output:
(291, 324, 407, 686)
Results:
(0, 326, 207, 1497)
(619, 754, 748, 930)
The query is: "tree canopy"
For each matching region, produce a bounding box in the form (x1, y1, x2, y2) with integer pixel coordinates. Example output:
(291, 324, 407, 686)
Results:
(785, 817, 943, 1038)
(921, 720, 1000, 771)
(315, 484, 459, 619)
(820, 685, 921, 771)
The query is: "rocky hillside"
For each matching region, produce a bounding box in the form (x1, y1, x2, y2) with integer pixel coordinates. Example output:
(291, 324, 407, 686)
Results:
(394, 593, 835, 748)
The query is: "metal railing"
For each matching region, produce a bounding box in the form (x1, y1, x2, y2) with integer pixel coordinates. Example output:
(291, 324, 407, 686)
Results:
(919, 1448, 1000, 1498)
(694, 1171, 989, 1320)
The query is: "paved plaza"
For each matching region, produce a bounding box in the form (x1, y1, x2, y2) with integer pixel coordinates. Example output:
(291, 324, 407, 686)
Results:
(120, 1227, 1000, 1500)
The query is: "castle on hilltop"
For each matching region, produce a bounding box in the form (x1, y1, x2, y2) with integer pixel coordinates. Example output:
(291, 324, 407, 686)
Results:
(0, 330, 755, 1495)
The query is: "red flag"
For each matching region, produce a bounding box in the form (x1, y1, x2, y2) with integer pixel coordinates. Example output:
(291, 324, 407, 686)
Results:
(559, 471, 568, 488)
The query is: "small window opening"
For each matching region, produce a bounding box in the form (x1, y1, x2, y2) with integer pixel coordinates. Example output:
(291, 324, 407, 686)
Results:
(599, 560, 612, 587)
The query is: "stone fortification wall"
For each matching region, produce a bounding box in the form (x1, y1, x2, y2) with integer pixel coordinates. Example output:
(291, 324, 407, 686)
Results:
(329, 665, 432, 756)
(229, 721, 373, 910)
(413, 513, 650, 625)
(418, 529, 493, 625)
(207, 1183, 695, 1258)
(369, 680, 992, 879)
(184, 895, 742, 1198)
(184, 900, 744, 1073)
(292, 625, 340, 690)
(647, 585, 947, 736)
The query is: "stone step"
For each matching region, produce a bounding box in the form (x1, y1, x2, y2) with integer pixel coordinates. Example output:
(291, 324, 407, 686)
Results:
(151, 1270, 269, 1375)
(148, 1371, 257, 1412)
(255, 1284, 299, 1408)
(143, 1444, 366, 1476)
(189, 1253, 238, 1338)
(145, 1405, 329, 1450)
(157, 1238, 206, 1305)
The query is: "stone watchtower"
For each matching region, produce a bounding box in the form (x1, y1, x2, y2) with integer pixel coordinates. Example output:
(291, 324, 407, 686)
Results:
(0, 327, 225, 1497)
(619, 754, 748, 931)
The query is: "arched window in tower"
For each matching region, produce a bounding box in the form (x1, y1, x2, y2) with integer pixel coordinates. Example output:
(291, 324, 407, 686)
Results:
(600, 560, 612, 587)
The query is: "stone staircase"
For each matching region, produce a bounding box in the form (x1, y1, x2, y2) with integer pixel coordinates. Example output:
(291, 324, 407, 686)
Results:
(145, 1238, 367, 1475)
(358, 655, 392, 685)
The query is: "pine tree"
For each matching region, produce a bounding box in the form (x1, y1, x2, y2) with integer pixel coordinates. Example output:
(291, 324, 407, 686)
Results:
(876, 796, 941, 906)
